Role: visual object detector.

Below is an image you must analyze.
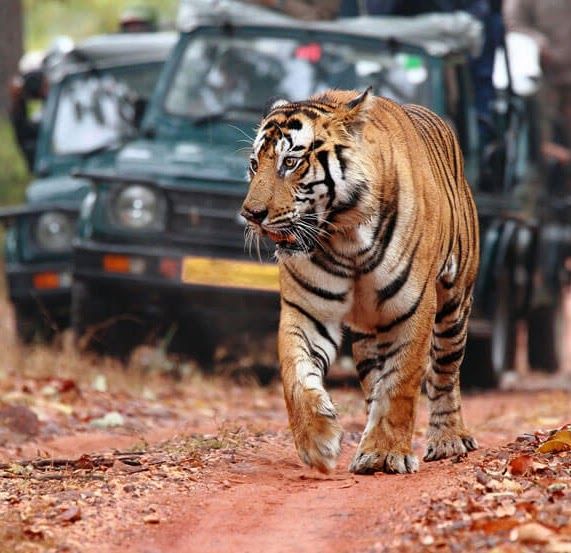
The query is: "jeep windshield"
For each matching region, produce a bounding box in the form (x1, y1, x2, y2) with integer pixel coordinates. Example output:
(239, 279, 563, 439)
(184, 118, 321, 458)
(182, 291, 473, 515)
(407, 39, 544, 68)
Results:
(51, 63, 163, 156)
(164, 30, 432, 122)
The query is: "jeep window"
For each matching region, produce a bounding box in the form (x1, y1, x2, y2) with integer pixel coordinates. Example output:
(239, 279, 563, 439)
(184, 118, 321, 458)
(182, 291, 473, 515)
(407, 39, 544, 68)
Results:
(165, 35, 432, 119)
(52, 63, 162, 155)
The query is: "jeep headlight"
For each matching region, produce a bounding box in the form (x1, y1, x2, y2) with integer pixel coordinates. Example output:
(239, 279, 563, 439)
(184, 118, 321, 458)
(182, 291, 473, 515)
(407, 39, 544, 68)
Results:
(113, 185, 165, 230)
(35, 212, 74, 252)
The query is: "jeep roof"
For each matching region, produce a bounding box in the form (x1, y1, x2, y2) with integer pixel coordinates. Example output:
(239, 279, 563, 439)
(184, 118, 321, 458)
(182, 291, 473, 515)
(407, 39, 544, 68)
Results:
(177, 0, 482, 57)
(48, 32, 177, 84)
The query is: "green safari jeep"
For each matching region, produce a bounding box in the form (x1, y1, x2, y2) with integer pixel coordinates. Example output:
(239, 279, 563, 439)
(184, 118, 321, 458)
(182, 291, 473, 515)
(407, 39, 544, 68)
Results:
(72, 5, 570, 386)
(0, 32, 176, 343)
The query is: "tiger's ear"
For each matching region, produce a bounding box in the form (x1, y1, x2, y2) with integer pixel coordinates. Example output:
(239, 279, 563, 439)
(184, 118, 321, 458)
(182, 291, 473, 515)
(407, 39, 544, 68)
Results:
(345, 87, 373, 111)
(343, 87, 373, 135)
(263, 97, 289, 117)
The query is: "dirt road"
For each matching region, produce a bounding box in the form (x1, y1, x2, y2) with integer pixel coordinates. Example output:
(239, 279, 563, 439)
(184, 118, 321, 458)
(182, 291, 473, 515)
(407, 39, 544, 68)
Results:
(114, 390, 570, 553)
(0, 295, 570, 552)
(1, 358, 570, 553)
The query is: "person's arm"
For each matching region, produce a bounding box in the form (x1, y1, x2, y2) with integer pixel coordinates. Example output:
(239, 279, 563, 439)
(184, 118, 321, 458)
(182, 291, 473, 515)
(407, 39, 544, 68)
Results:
(503, 0, 549, 49)
(542, 141, 571, 165)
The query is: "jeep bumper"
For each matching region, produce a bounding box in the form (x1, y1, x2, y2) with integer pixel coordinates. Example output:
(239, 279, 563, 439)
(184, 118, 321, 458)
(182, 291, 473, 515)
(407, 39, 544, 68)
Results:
(73, 240, 280, 329)
(6, 261, 72, 306)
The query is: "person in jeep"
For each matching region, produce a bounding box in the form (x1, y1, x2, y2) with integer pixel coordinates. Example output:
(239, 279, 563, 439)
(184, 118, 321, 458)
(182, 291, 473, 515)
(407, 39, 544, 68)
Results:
(8, 56, 47, 170)
(119, 4, 158, 33)
(504, 0, 571, 194)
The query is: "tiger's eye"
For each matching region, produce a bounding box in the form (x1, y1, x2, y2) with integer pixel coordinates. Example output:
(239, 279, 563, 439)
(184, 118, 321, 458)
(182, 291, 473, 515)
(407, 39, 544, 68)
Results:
(250, 159, 258, 173)
(283, 157, 297, 169)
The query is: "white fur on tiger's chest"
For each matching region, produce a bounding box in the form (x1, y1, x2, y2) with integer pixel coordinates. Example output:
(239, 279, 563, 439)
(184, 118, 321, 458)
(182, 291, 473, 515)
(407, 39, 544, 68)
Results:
(331, 224, 376, 258)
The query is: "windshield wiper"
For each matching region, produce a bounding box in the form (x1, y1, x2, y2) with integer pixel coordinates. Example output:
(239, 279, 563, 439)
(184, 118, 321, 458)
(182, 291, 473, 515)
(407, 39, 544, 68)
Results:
(193, 104, 262, 126)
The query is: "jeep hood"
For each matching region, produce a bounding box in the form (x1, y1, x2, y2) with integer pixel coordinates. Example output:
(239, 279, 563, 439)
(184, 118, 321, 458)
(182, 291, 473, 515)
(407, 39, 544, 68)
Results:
(115, 139, 248, 184)
(26, 148, 122, 205)
(26, 175, 92, 205)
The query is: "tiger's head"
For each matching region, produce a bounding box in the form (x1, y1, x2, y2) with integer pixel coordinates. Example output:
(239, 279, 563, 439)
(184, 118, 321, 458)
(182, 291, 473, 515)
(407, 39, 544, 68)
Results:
(241, 88, 377, 256)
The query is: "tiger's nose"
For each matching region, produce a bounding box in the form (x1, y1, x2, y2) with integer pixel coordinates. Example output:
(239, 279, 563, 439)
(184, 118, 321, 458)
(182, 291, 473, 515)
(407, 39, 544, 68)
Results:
(241, 206, 268, 225)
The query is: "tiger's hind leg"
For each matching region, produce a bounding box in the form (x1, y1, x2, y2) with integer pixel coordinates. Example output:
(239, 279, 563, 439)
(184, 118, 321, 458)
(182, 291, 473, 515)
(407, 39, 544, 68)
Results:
(424, 288, 478, 461)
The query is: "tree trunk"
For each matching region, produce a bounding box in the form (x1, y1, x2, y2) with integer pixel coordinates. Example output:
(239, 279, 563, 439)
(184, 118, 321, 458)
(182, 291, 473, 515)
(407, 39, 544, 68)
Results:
(0, 0, 23, 114)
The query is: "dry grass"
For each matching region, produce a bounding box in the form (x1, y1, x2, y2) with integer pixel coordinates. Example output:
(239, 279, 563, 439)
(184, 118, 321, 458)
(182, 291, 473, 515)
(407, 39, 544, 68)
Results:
(0, 294, 284, 440)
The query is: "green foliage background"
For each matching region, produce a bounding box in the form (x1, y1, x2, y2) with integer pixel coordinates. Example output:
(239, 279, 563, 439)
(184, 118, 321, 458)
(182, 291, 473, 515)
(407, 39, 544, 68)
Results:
(24, 0, 179, 51)
(0, 0, 179, 206)
(0, 121, 28, 206)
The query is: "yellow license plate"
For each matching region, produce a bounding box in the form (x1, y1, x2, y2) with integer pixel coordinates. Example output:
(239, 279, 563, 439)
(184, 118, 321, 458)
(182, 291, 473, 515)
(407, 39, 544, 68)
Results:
(181, 256, 280, 292)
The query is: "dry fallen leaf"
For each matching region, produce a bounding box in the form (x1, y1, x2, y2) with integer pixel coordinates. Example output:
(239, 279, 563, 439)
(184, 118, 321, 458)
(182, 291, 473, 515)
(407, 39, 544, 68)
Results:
(473, 517, 519, 534)
(59, 505, 81, 523)
(0, 405, 40, 436)
(495, 504, 516, 518)
(537, 430, 571, 454)
(488, 547, 519, 553)
(495, 479, 523, 494)
(547, 483, 567, 494)
(547, 541, 571, 553)
(89, 411, 125, 428)
(420, 535, 434, 546)
(23, 524, 47, 539)
(510, 522, 555, 544)
(508, 454, 534, 476)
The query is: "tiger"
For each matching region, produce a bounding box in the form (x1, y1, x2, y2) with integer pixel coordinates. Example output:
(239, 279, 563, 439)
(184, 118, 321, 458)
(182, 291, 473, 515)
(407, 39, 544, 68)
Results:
(241, 88, 479, 474)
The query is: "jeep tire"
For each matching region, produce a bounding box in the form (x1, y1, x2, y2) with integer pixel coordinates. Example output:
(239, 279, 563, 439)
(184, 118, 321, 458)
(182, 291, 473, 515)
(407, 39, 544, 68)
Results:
(13, 302, 56, 345)
(527, 300, 564, 373)
(490, 271, 518, 374)
(462, 335, 498, 389)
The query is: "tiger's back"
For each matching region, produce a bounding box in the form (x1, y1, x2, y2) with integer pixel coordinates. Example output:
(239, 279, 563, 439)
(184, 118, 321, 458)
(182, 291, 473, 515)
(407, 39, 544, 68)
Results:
(242, 89, 479, 474)
(403, 102, 479, 288)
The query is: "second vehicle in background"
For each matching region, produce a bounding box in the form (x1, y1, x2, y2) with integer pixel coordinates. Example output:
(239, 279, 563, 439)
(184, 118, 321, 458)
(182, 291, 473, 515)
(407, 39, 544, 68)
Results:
(0, 32, 176, 343)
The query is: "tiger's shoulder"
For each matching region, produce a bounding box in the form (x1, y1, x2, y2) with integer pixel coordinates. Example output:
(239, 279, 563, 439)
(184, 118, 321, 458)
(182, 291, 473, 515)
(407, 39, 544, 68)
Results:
(401, 103, 466, 182)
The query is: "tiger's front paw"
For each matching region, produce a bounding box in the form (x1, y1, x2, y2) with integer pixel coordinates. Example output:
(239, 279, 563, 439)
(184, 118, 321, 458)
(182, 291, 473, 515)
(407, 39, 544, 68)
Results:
(290, 388, 343, 473)
(349, 448, 419, 474)
(424, 431, 478, 462)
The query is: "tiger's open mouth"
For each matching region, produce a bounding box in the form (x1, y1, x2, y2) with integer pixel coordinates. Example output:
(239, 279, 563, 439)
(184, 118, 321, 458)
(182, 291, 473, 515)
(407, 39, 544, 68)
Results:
(264, 229, 305, 252)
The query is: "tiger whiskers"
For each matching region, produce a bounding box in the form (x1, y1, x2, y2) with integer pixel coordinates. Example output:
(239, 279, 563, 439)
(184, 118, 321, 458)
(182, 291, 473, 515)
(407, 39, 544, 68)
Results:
(295, 220, 326, 249)
(291, 218, 331, 253)
(244, 225, 262, 262)
(298, 218, 332, 241)
(291, 226, 311, 251)
(255, 233, 262, 262)
(235, 145, 253, 153)
(296, 213, 337, 248)
(244, 225, 254, 257)
(309, 209, 343, 234)
(227, 124, 255, 143)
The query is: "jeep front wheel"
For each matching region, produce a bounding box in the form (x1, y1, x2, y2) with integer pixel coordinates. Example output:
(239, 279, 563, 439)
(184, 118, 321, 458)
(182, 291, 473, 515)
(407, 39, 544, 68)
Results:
(491, 271, 518, 373)
(527, 300, 564, 373)
(13, 304, 52, 344)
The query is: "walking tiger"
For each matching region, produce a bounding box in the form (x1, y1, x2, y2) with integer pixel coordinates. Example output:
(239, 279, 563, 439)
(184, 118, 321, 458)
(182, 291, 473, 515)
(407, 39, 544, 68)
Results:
(241, 89, 479, 474)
